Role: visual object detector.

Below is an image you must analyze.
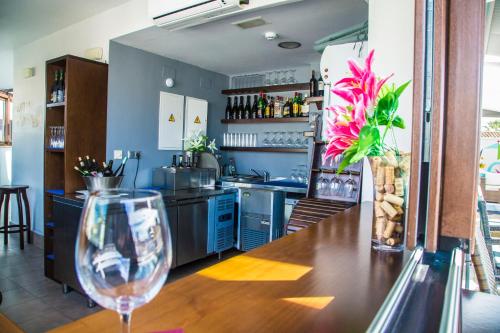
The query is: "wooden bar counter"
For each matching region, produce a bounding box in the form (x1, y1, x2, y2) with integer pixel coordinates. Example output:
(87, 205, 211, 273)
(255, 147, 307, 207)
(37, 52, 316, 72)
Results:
(50, 202, 408, 333)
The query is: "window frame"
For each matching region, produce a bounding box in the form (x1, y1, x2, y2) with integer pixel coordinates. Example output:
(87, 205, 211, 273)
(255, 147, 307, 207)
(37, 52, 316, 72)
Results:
(0, 91, 12, 146)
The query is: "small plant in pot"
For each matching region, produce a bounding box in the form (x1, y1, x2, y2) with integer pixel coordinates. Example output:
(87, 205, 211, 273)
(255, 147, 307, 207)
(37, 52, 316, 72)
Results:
(323, 50, 411, 252)
(183, 131, 217, 167)
(74, 155, 126, 192)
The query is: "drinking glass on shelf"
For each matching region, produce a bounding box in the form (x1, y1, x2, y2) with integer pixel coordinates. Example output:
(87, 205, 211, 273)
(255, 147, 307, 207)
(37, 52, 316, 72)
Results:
(285, 132, 294, 147)
(269, 132, 278, 147)
(290, 168, 298, 182)
(288, 70, 297, 84)
(281, 70, 288, 85)
(75, 189, 172, 333)
(276, 132, 285, 147)
(273, 71, 280, 85)
(251, 133, 257, 147)
(321, 177, 330, 196)
(265, 72, 272, 86)
(263, 132, 270, 147)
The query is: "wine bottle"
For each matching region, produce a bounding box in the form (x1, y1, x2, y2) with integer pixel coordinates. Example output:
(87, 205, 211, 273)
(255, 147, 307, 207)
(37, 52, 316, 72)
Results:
(264, 94, 271, 118)
(270, 97, 275, 118)
(50, 71, 59, 103)
(231, 96, 238, 120)
(309, 70, 318, 97)
(257, 93, 264, 119)
(113, 156, 128, 177)
(292, 92, 299, 117)
(251, 95, 258, 119)
(274, 96, 283, 118)
(57, 70, 65, 103)
(171, 155, 177, 168)
(225, 97, 232, 120)
(238, 96, 245, 120)
(283, 98, 291, 118)
(298, 93, 304, 116)
(301, 94, 310, 117)
(244, 96, 251, 119)
(318, 75, 325, 97)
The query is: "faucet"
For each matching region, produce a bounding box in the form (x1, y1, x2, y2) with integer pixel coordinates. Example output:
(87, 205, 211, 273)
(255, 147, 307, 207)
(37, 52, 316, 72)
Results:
(251, 169, 271, 182)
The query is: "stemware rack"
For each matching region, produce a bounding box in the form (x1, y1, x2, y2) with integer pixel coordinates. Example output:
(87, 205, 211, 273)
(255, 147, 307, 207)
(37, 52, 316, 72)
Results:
(287, 141, 364, 235)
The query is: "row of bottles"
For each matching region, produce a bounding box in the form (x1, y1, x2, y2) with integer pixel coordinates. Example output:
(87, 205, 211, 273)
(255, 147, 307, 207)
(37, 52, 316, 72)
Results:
(309, 70, 325, 97)
(225, 92, 310, 120)
(50, 69, 65, 104)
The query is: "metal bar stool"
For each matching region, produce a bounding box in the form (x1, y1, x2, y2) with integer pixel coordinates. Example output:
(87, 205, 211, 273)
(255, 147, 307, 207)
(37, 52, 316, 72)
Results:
(0, 185, 31, 249)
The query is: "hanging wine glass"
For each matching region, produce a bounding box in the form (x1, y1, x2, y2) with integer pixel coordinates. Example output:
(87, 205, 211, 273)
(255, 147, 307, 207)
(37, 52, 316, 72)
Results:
(75, 189, 172, 333)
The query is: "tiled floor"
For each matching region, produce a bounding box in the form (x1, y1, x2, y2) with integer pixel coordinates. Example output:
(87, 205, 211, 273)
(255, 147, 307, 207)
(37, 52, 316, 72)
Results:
(0, 233, 240, 333)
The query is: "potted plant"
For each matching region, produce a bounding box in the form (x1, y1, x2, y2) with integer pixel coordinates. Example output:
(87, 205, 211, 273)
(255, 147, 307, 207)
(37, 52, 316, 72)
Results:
(323, 50, 411, 251)
(183, 131, 217, 167)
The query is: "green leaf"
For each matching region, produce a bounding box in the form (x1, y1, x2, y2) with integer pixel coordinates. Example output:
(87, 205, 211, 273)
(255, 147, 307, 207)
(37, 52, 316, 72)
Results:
(394, 80, 411, 98)
(392, 116, 405, 129)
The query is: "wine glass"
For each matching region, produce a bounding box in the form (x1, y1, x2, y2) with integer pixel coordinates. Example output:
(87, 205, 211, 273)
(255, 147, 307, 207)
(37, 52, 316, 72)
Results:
(288, 70, 296, 84)
(76, 189, 172, 333)
(281, 70, 288, 85)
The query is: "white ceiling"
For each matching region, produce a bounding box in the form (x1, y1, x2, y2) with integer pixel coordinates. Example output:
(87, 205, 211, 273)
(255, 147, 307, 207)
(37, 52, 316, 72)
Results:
(114, 0, 368, 75)
(0, 0, 132, 51)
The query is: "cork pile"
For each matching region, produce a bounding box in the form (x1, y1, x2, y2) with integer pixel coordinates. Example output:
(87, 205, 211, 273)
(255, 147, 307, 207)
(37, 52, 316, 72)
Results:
(370, 152, 408, 247)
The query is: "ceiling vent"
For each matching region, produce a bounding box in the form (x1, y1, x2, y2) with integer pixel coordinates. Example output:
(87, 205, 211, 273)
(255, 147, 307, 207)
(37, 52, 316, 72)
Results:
(232, 16, 268, 29)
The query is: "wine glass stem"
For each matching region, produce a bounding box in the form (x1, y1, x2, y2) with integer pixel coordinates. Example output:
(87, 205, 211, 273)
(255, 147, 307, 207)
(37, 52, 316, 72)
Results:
(120, 313, 132, 333)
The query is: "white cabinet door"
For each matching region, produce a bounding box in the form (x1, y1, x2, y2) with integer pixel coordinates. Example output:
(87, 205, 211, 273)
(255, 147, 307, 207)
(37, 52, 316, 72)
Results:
(158, 92, 185, 150)
(184, 96, 208, 140)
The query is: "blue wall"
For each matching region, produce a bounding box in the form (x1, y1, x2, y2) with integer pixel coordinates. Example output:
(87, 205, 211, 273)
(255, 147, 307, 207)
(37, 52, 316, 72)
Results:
(107, 42, 229, 188)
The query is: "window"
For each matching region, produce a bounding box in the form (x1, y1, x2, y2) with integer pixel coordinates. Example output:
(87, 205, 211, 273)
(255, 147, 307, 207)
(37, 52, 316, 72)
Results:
(0, 91, 12, 145)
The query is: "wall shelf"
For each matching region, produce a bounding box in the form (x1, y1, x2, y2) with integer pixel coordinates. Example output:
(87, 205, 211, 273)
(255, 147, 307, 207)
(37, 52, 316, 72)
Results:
(46, 102, 66, 108)
(222, 83, 309, 95)
(220, 146, 307, 153)
(45, 147, 65, 153)
(221, 117, 308, 124)
(305, 96, 324, 103)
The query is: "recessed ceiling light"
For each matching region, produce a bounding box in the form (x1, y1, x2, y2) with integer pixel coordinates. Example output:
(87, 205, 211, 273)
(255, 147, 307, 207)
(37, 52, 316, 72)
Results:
(232, 16, 268, 29)
(278, 41, 301, 49)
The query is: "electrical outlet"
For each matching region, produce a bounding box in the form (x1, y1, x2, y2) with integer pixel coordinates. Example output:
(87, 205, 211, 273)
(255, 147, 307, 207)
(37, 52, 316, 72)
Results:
(113, 150, 123, 160)
(127, 150, 141, 159)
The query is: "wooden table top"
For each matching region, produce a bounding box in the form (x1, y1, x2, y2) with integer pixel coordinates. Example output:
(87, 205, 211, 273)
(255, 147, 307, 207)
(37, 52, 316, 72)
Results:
(49, 202, 408, 333)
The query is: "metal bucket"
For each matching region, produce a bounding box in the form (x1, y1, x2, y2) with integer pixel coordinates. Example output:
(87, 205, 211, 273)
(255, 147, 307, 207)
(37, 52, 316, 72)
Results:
(83, 176, 124, 193)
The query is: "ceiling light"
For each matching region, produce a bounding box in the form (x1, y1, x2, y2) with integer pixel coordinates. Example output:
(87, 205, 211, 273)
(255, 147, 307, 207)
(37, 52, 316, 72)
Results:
(278, 41, 301, 49)
(264, 32, 279, 40)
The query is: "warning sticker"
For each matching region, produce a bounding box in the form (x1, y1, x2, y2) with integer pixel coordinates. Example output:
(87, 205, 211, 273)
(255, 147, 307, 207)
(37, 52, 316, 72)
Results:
(168, 114, 175, 122)
(194, 116, 201, 124)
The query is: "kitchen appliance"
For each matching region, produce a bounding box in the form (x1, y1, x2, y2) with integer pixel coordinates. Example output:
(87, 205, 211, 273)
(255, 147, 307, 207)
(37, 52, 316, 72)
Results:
(198, 152, 222, 180)
(176, 197, 209, 266)
(152, 167, 215, 190)
(208, 193, 236, 256)
(238, 188, 284, 251)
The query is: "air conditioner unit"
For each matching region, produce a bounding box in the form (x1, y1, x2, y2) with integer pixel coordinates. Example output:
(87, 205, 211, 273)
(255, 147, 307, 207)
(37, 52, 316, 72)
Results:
(149, 0, 245, 31)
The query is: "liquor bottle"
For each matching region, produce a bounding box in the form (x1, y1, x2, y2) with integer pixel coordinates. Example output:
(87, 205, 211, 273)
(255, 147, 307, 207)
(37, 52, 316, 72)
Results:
(270, 97, 275, 118)
(318, 75, 325, 97)
(298, 93, 304, 116)
(264, 94, 271, 118)
(171, 155, 177, 168)
(50, 71, 59, 103)
(57, 70, 65, 103)
(292, 92, 300, 117)
(231, 96, 238, 120)
(244, 96, 251, 119)
(273, 97, 282, 118)
(309, 70, 318, 97)
(283, 98, 291, 117)
(251, 95, 258, 119)
(257, 93, 265, 119)
(113, 156, 129, 177)
(238, 96, 245, 120)
(301, 94, 310, 117)
(225, 97, 232, 119)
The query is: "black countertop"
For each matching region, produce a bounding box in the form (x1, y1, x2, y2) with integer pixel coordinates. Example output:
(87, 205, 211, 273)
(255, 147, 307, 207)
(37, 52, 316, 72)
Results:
(52, 186, 238, 206)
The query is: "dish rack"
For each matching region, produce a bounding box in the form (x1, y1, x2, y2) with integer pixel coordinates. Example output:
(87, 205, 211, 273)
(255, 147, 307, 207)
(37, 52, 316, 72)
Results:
(287, 141, 364, 234)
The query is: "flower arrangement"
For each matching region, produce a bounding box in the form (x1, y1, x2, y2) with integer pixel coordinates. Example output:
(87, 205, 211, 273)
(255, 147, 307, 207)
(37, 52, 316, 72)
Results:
(183, 131, 217, 153)
(323, 50, 411, 172)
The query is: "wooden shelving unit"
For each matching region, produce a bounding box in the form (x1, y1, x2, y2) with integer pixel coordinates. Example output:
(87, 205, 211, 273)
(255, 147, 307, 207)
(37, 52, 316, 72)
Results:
(221, 117, 308, 124)
(43, 55, 108, 280)
(305, 96, 324, 103)
(220, 146, 307, 153)
(221, 83, 309, 95)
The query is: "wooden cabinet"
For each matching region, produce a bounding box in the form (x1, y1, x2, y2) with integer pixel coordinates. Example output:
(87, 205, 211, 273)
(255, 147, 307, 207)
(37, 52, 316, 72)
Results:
(44, 55, 108, 280)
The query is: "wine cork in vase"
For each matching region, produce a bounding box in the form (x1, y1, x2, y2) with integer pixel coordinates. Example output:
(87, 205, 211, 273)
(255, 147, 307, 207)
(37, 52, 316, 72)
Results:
(386, 238, 400, 246)
(375, 192, 384, 201)
(381, 201, 398, 218)
(394, 205, 404, 216)
(385, 166, 395, 184)
(385, 151, 398, 167)
(374, 201, 385, 218)
(375, 185, 385, 193)
(395, 223, 404, 234)
(376, 166, 385, 185)
(383, 221, 396, 239)
(370, 156, 382, 177)
(384, 194, 404, 207)
(384, 184, 395, 194)
(395, 178, 404, 196)
(375, 218, 386, 239)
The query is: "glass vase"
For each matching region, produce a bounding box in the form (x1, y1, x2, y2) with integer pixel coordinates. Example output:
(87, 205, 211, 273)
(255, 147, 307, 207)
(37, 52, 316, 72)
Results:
(368, 152, 410, 252)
